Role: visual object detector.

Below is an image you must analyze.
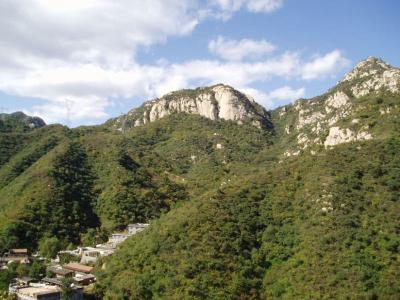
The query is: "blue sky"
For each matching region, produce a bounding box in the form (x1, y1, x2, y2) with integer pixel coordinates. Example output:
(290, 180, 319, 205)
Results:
(0, 0, 399, 127)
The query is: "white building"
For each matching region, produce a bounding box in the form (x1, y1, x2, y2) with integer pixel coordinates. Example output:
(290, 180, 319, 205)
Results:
(80, 247, 114, 264)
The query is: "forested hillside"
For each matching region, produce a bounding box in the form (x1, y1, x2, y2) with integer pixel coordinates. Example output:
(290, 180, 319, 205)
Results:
(0, 57, 399, 299)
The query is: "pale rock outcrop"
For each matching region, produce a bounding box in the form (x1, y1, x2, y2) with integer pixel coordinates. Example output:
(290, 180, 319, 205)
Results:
(340, 57, 400, 98)
(297, 133, 310, 149)
(285, 124, 291, 134)
(297, 110, 325, 130)
(284, 150, 301, 157)
(325, 91, 350, 113)
(114, 84, 271, 130)
(351, 69, 400, 97)
(380, 107, 392, 115)
(324, 127, 372, 147)
(279, 107, 287, 117)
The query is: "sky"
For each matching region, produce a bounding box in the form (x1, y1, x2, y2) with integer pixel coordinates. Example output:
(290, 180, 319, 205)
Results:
(0, 0, 399, 127)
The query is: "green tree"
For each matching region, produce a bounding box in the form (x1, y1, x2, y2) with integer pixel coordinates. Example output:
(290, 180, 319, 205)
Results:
(60, 278, 74, 300)
(16, 264, 29, 278)
(29, 261, 46, 280)
(38, 236, 62, 259)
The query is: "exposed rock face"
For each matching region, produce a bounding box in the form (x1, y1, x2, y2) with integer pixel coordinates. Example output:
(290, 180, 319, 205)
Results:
(325, 91, 350, 113)
(274, 56, 400, 156)
(324, 127, 372, 147)
(113, 84, 272, 130)
(340, 56, 400, 98)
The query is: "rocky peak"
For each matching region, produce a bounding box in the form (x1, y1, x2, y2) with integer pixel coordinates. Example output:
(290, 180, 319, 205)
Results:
(341, 56, 391, 82)
(113, 84, 272, 131)
(274, 57, 400, 156)
(339, 56, 400, 97)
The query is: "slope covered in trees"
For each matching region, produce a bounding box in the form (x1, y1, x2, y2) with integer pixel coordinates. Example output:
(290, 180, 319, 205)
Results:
(1, 57, 400, 299)
(96, 137, 400, 299)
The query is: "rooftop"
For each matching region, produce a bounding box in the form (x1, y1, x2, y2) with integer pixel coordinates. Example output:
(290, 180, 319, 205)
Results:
(17, 286, 61, 297)
(10, 249, 28, 254)
(64, 263, 94, 274)
(41, 277, 63, 286)
(48, 266, 74, 276)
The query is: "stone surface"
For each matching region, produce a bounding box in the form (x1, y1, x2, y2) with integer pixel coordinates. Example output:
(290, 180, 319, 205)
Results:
(113, 84, 272, 130)
(324, 126, 372, 147)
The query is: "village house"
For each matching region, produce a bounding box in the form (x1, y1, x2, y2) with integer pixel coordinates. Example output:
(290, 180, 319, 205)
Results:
(47, 266, 74, 278)
(73, 273, 96, 286)
(1, 249, 30, 264)
(63, 263, 94, 274)
(40, 277, 63, 287)
(14, 283, 83, 300)
(80, 247, 114, 264)
(15, 285, 61, 300)
(8, 277, 34, 295)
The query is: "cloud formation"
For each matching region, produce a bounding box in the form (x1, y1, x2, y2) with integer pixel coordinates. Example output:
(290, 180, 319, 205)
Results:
(209, 37, 276, 61)
(301, 50, 350, 80)
(210, 0, 283, 16)
(0, 0, 349, 125)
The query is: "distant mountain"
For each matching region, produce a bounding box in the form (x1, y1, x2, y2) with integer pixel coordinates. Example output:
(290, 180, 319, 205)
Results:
(110, 84, 273, 131)
(0, 57, 399, 299)
(0, 111, 46, 133)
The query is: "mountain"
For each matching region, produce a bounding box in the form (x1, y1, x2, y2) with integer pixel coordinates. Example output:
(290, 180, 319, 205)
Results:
(272, 56, 400, 156)
(110, 84, 273, 131)
(0, 57, 399, 299)
(0, 111, 46, 133)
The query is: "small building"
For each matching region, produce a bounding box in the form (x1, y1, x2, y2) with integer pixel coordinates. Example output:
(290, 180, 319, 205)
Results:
(41, 278, 63, 287)
(8, 277, 33, 295)
(47, 266, 74, 278)
(16, 285, 61, 300)
(2, 249, 30, 264)
(80, 247, 114, 264)
(73, 273, 96, 286)
(64, 263, 94, 274)
(10, 249, 29, 256)
(127, 223, 149, 235)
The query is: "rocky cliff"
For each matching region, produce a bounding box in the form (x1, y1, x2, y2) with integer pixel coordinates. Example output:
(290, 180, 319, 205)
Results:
(111, 84, 272, 131)
(272, 57, 400, 157)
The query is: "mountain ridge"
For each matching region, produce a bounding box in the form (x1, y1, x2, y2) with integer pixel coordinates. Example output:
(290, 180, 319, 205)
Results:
(110, 83, 273, 131)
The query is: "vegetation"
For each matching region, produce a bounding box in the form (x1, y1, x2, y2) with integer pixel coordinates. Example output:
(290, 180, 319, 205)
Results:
(96, 138, 400, 299)
(0, 72, 399, 298)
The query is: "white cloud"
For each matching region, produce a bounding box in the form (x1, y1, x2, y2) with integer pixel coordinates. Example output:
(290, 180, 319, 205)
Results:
(0, 0, 200, 124)
(246, 0, 284, 12)
(208, 36, 276, 61)
(210, 0, 283, 17)
(301, 50, 350, 80)
(267, 86, 305, 101)
(240, 86, 305, 108)
(0, 1, 349, 125)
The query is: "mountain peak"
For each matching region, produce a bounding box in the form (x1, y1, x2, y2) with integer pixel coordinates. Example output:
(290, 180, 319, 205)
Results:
(340, 56, 394, 83)
(0, 111, 46, 132)
(112, 84, 272, 131)
(338, 56, 400, 97)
